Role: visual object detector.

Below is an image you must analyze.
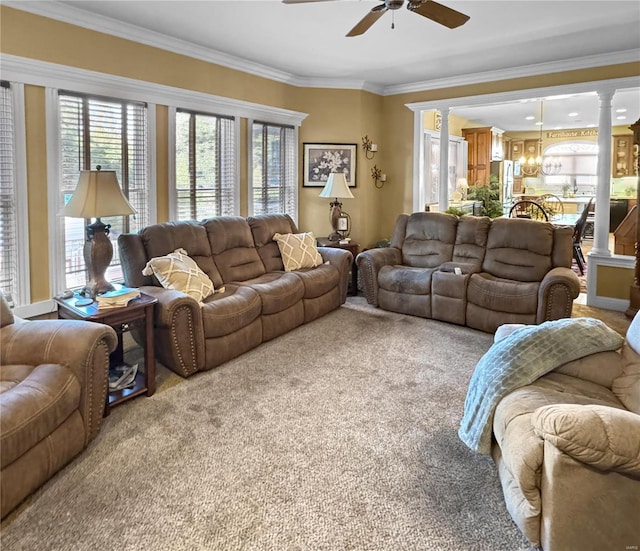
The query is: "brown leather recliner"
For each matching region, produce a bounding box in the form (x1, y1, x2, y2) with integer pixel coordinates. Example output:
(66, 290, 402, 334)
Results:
(356, 212, 580, 333)
(0, 293, 117, 518)
(491, 314, 640, 550)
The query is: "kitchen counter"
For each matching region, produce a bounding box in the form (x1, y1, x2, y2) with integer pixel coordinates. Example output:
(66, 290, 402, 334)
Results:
(513, 194, 595, 214)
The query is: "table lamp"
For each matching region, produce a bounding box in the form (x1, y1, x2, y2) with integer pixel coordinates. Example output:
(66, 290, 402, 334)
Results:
(318, 172, 354, 241)
(64, 166, 136, 298)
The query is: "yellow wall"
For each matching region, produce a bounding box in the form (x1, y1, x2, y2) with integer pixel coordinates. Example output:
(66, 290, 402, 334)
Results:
(1, 5, 639, 303)
(597, 266, 635, 299)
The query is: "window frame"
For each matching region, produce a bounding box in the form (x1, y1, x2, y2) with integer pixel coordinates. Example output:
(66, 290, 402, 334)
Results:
(248, 119, 299, 224)
(0, 81, 30, 309)
(46, 88, 157, 295)
(168, 106, 240, 220)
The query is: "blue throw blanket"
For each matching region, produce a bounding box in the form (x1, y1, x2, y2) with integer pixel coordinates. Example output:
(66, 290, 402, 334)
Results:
(458, 317, 624, 455)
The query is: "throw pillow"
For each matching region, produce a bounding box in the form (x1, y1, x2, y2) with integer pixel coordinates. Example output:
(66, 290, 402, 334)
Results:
(273, 232, 323, 272)
(142, 248, 214, 303)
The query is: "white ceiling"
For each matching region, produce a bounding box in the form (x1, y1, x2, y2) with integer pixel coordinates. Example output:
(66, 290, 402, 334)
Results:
(10, 0, 640, 131)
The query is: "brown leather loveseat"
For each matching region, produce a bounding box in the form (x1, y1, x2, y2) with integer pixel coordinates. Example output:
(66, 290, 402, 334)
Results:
(356, 212, 580, 333)
(0, 293, 117, 518)
(118, 213, 352, 377)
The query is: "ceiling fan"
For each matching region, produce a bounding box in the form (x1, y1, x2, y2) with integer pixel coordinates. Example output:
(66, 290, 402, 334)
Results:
(282, 0, 470, 37)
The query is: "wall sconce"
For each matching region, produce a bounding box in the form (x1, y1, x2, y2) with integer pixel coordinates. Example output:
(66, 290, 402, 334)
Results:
(362, 135, 378, 160)
(371, 165, 386, 188)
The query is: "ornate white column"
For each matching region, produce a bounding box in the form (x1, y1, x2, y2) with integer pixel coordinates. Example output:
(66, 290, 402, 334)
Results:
(438, 107, 450, 212)
(591, 89, 614, 256)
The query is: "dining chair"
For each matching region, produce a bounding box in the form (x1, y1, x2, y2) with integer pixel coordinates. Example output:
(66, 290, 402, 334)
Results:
(509, 200, 549, 221)
(537, 194, 565, 221)
(572, 197, 594, 275)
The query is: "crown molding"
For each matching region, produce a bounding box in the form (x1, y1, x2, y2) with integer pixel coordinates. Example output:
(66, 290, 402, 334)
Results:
(4, 1, 639, 97)
(405, 75, 640, 113)
(384, 49, 640, 96)
(0, 54, 308, 127)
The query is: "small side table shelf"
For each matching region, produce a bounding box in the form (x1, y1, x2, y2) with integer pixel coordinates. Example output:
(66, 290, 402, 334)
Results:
(317, 238, 360, 296)
(54, 292, 157, 414)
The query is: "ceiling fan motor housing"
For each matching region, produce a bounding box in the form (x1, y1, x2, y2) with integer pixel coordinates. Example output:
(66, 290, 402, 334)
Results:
(385, 0, 405, 10)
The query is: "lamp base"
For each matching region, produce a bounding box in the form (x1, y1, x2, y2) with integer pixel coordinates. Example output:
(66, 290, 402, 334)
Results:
(83, 219, 115, 298)
(327, 232, 342, 242)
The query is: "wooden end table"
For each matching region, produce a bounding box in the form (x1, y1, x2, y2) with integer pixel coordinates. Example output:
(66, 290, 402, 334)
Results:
(54, 292, 157, 414)
(317, 238, 360, 296)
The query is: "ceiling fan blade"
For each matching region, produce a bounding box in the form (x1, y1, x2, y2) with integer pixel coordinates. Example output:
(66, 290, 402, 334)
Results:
(409, 0, 470, 29)
(346, 4, 387, 37)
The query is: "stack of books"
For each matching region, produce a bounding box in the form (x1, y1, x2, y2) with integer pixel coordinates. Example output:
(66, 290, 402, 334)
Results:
(97, 286, 140, 309)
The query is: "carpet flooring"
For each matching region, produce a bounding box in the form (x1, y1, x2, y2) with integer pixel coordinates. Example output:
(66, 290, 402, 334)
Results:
(1, 300, 535, 551)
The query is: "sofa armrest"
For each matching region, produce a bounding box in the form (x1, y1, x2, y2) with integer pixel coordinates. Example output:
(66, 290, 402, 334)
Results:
(137, 286, 205, 377)
(317, 247, 353, 304)
(0, 319, 117, 443)
(532, 404, 640, 477)
(537, 267, 580, 323)
(355, 248, 402, 306)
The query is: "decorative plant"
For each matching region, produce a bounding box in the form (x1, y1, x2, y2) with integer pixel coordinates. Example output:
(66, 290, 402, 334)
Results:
(562, 184, 570, 198)
(445, 206, 467, 217)
(467, 176, 503, 218)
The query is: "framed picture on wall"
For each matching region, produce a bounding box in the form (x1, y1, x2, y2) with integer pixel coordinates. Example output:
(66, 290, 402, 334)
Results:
(303, 143, 357, 187)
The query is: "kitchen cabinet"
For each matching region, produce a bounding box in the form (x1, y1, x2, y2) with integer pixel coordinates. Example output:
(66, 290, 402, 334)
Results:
(462, 127, 504, 185)
(612, 134, 638, 177)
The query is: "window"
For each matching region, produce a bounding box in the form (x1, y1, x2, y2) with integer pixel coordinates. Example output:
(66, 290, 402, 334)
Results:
(0, 81, 28, 307)
(250, 121, 297, 219)
(174, 110, 236, 220)
(0, 82, 18, 303)
(59, 92, 149, 289)
(542, 142, 599, 195)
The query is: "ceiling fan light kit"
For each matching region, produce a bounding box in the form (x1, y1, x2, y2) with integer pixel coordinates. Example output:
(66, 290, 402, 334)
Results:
(283, 0, 470, 36)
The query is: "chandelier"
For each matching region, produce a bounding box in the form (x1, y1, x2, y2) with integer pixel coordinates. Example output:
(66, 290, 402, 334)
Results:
(519, 101, 562, 176)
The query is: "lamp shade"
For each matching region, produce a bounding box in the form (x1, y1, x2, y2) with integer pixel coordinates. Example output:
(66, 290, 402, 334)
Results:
(318, 172, 354, 199)
(64, 169, 136, 219)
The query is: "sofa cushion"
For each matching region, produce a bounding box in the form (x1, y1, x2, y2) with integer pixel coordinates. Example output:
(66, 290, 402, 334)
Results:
(142, 248, 215, 303)
(292, 264, 340, 299)
(248, 214, 298, 272)
(273, 232, 323, 272)
(532, 404, 640, 477)
(138, 221, 222, 287)
(0, 363, 81, 468)
(201, 285, 262, 339)
(204, 217, 266, 283)
(483, 218, 553, 281)
(378, 265, 434, 295)
(452, 216, 490, 270)
(401, 212, 456, 268)
(468, 273, 539, 314)
(237, 272, 304, 315)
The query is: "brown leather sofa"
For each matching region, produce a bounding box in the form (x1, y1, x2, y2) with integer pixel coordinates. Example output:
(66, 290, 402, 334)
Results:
(491, 313, 640, 550)
(0, 293, 117, 518)
(118, 213, 352, 377)
(356, 212, 580, 333)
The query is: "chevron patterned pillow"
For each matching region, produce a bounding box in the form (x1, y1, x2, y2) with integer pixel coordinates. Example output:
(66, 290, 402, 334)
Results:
(273, 232, 323, 272)
(142, 248, 214, 303)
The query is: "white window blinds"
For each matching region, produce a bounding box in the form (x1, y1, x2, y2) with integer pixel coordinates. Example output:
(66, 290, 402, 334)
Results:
(0, 82, 18, 304)
(59, 92, 149, 289)
(251, 122, 296, 218)
(175, 110, 236, 220)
